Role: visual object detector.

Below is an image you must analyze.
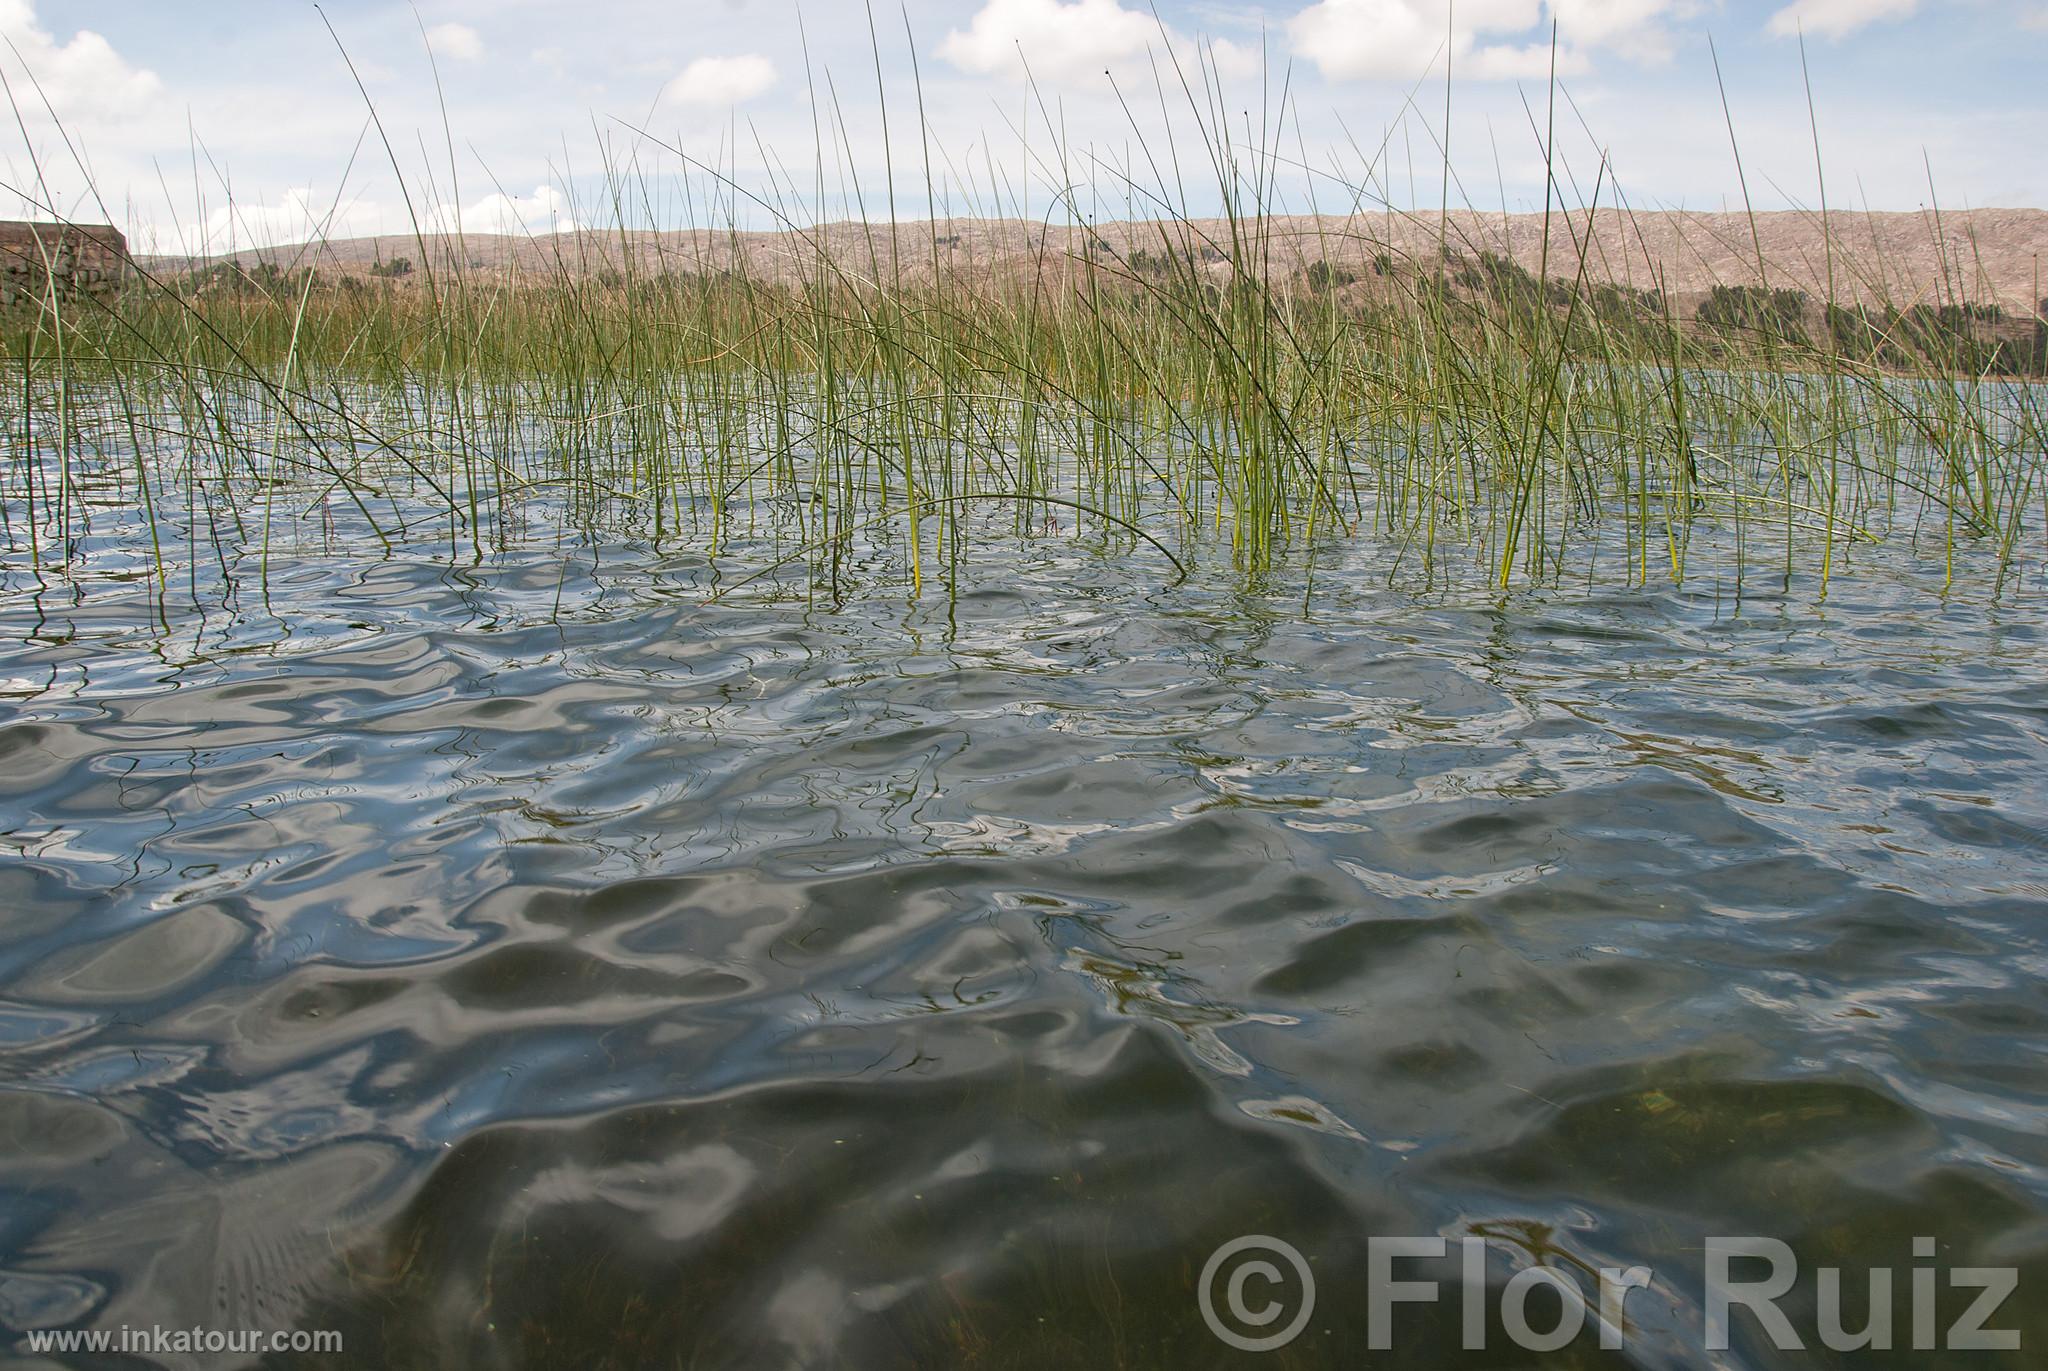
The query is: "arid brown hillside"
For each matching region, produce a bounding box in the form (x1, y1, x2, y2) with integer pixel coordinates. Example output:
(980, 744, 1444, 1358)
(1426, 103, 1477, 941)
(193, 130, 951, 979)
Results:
(147, 207, 2048, 317)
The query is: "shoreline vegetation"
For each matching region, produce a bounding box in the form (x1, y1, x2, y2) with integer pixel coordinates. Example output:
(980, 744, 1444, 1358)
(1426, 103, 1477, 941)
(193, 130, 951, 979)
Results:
(149, 206, 2048, 342)
(3, 30, 2045, 605)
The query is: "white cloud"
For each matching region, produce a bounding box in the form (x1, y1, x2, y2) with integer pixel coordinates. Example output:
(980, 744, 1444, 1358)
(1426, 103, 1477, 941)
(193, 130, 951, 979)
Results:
(1288, 0, 1699, 82)
(165, 187, 378, 257)
(1766, 0, 1920, 39)
(0, 0, 161, 122)
(660, 54, 776, 107)
(151, 183, 578, 256)
(936, 0, 1258, 84)
(938, 0, 1163, 76)
(1550, 0, 1699, 61)
(424, 22, 484, 62)
(1289, 0, 1539, 81)
(424, 184, 578, 236)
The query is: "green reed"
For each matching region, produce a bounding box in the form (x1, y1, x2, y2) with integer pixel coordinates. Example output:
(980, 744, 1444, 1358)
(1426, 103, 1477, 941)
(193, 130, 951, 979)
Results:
(1, 29, 2043, 605)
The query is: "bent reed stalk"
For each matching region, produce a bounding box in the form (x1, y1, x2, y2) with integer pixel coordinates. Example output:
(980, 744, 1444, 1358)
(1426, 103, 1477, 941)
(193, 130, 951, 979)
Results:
(2, 32, 2044, 607)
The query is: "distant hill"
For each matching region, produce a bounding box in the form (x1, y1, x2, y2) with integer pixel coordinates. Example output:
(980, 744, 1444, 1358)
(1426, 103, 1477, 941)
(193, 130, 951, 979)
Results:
(143, 207, 2048, 317)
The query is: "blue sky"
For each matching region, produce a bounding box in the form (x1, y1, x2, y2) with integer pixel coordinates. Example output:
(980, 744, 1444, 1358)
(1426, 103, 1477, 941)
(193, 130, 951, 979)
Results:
(4, 0, 2043, 252)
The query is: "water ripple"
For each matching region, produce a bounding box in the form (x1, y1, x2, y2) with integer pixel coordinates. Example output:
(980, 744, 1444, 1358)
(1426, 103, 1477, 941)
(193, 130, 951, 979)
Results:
(2, 540, 2044, 1367)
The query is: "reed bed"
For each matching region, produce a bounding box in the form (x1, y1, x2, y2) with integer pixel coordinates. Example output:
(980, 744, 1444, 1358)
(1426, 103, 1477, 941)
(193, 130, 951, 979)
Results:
(2, 34, 2044, 606)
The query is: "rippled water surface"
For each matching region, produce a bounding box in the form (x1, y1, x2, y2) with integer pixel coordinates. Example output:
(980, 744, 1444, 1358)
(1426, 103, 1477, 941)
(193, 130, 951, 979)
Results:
(3, 532, 2046, 1368)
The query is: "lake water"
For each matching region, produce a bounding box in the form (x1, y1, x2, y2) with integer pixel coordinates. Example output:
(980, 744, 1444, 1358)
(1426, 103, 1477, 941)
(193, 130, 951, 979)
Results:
(2, 521, 2045, 1368)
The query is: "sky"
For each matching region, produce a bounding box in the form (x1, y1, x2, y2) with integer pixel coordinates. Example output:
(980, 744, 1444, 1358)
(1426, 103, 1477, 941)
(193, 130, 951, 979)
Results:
(1, 0, 2043, 254)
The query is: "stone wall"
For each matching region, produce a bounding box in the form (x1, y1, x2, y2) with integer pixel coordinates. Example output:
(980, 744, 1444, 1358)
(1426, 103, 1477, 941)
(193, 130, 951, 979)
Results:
(0, 221, 129, 305)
